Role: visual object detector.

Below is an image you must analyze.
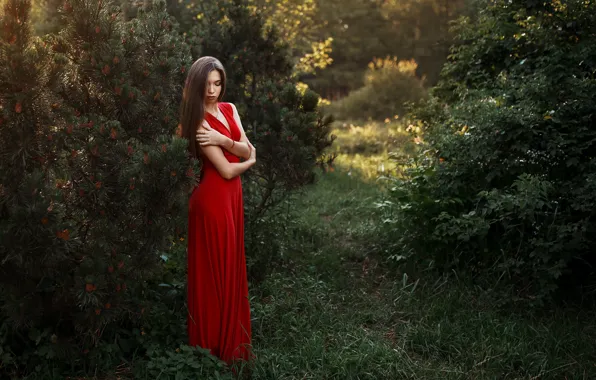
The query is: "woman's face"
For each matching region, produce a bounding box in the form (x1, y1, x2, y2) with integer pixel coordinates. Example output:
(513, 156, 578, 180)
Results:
(204, 70, 222, 105)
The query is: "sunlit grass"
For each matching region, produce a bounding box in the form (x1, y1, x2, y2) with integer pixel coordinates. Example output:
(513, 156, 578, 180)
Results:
(329, 120, 415, 180)
(333, 152, 397, 181)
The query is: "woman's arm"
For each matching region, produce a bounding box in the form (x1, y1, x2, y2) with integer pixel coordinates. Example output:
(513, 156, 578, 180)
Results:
(197, 117, 251, 160)
(218, 103, 252, 159)
(218, 134, 251, 160)
(199, 132, 256, 180)
(196, 104, 252, 159)
(231, 103, 252, 146)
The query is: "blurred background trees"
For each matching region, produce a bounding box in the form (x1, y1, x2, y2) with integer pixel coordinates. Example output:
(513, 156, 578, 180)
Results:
(303, 0, 468, 100)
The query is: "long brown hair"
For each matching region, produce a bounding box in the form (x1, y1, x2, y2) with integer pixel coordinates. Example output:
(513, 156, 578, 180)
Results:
(179, 56, 227, 159)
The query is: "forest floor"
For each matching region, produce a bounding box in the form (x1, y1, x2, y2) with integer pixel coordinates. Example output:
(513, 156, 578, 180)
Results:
(244, 121, 596, 379)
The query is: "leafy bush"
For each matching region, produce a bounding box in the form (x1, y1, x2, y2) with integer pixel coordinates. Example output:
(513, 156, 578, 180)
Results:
(380, 0, 596, 306)
(141, 345, 232, 380)
(328, 57, 427, 121)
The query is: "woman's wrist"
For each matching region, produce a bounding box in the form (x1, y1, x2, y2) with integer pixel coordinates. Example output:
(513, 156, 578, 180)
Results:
(220, 136, 232, 149)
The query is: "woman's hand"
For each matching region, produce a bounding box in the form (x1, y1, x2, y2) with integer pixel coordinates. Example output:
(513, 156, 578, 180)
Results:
(197, 123, 225, 146)
(247, 141, 257, 164)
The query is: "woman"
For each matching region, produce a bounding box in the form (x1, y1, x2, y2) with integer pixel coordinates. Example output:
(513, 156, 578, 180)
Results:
(179, 56, 256, 364)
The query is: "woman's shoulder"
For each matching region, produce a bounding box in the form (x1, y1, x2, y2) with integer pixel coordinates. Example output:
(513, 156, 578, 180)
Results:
(220, 102, 237, 113)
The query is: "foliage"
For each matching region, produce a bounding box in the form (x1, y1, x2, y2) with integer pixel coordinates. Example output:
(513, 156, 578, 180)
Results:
(29, 0, 63, 34)
(378, 0, 471, 84)
(249, 0, 318, 54)
(243, 82, 335, 281)
(293, 37, 333, 76)
(248, 0, 333, 76)
(0, 0, 199, 376)
(134, 249, 234, 379)
(142, 344, 232, 380)
(328, 57, 427, 121)
(380, 0, 596, 306)
(302, 0, 468, 98)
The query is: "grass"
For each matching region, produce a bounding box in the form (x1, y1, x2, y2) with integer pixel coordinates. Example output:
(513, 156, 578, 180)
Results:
(327, 120, 416, 181)
(243, 120, 596, 379)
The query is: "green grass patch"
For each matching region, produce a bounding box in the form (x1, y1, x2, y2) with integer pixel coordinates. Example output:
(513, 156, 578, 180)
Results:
(246, 163, 596, 379)
(283, 169, 383, 282)
(328, 120, 415, 180)
(251, 269, 596, 379)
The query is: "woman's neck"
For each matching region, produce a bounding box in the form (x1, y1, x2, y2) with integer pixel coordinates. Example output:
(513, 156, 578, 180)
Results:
(204, 102, 218, 115)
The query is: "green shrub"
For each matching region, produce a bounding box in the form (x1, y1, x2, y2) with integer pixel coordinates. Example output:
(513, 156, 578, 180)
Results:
(138, 345, 232, 380)
(380, 0, 596, 306)
(328, 57, 427, 121)
(1, 0, 197, 374)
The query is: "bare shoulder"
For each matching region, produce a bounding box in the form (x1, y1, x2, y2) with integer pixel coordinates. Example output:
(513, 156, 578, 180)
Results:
(198, 119, 210, 131)
(228, 102, 239, 115)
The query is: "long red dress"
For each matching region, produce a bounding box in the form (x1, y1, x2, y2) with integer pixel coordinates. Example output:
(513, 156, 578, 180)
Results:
(187, 102, 253, 363)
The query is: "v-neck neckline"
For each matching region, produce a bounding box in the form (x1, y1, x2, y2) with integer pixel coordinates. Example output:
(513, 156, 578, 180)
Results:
(205, 103, 231, 135)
